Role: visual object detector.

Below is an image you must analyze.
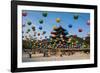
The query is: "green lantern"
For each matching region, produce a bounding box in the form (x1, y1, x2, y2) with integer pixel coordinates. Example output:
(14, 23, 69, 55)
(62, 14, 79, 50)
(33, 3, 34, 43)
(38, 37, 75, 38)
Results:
(27, 21, 32, 25)
(73, 14, 79, 20)
(42, 12, 48, 17)
(27, 29, 30, 32)
(39, 19, 43, 24)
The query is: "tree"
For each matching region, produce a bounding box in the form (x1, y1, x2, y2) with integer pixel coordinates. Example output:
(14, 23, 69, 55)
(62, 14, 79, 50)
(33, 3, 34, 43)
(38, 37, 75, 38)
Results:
(83, 36, 90, 48)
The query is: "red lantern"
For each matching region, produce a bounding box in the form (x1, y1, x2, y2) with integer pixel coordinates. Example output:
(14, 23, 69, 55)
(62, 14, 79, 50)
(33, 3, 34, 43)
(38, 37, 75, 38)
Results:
(38, 33, 40, 36)
(78, 29, 82, 32)
(22, 12, 27, 16)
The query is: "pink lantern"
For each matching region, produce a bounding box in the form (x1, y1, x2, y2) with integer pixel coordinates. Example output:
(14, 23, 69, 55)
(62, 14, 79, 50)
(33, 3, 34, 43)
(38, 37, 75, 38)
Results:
(87, 20, 90, 25)
(68, 38, 71, 43)
(51, 34, 56, 37)
(60, 35, 63, 38)
(73, 35, 77, 38)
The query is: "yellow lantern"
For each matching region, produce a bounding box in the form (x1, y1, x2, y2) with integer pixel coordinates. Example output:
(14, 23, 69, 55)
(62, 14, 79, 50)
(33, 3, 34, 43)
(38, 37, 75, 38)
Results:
(56, 18, 60, 23)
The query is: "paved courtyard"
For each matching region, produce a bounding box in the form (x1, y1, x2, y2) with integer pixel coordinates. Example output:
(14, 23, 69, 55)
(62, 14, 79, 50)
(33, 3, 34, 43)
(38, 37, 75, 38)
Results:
(22, 52, 90, 62)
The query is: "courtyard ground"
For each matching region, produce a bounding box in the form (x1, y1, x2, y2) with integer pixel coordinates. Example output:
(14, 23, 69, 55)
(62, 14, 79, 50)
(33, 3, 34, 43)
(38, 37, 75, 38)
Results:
(22, 51, 90, 62)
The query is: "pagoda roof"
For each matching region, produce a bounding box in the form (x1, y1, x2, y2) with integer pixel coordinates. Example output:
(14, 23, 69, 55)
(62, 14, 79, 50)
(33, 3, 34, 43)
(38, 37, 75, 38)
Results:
(54, 26, 66, 31)
(51, 32, 57, 35)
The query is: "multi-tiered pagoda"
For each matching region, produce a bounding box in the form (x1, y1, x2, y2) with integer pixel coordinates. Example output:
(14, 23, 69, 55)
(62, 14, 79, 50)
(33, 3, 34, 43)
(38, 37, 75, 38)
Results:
(51, 25, 68, 46)
(50, 26, 68, 56)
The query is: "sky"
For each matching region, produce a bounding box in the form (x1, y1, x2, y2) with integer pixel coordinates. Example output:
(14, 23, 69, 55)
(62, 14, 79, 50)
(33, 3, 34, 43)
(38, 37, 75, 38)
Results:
(22, 10, 90, 40)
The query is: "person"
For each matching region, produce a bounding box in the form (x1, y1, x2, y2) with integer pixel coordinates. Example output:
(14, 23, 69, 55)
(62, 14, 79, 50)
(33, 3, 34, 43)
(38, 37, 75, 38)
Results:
(43, 43, 48, 57)
(29, 52, 32, 58)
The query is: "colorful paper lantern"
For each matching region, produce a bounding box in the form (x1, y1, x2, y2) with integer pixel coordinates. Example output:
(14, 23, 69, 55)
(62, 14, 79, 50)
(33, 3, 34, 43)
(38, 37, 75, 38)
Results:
(56, 18, 60, 23)
(22, 12, 27, 16)
(78, 29, 83, 32)
(27, 21, 32, 25)
(42, 12, 48, 17)
(68, 24, 72, 28)
(39, 26, 42, 30)
(39, 19, 43, 24)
